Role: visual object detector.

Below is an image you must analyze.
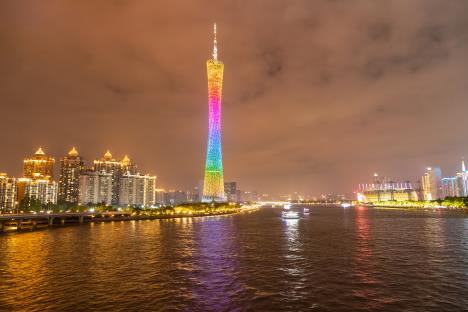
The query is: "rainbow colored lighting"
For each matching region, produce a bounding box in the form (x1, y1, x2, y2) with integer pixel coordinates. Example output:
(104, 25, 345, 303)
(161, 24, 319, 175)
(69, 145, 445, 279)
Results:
(203, 23, 225, 202)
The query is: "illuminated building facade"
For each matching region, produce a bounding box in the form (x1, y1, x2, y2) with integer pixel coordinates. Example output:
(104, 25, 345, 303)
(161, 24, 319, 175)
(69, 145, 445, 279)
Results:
(78, 170, 113, 206)
(203, 23, 225, 202)
(421, 167, 442, 200)
(58, 147, 84, 205)
(441, 177, 458, 198)
(119, 173, 156, 207)
(356, 174, 418, 202)
(0, 173, 17, 212)
(224, 181, 238, 202)
(17, 178, 58, 206)
(23, 147, 55, 179)
(94, 150, 122, 205)
(17, 148, 58, 208)
(440, 159, 468, 198)
(455, 159, 468, 197)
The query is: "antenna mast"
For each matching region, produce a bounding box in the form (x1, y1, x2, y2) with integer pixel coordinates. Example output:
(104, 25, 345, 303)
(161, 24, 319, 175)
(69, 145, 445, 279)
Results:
(212, 23, 218, 60)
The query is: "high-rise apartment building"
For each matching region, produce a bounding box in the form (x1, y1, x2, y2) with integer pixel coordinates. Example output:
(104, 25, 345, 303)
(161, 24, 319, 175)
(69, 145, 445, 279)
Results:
(94, 151, 122, 205)
(17, 178, 58, 206)
(119, 173, 156, 208)
(421, 167, 442, 200)
(78, 170, 113, 206)
(18, 148, 57, 208)
(58, 147, 84, 205)
(0, 173, 17, 212)
(23, 147, 55, 179)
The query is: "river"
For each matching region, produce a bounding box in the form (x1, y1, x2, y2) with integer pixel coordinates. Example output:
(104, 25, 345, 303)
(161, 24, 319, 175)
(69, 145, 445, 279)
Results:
(1, 206, 467, 311)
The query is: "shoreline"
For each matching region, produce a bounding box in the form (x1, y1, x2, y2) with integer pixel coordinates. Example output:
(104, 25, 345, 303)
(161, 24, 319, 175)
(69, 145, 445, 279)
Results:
(0, 209, 244, 235)
(362, 204, 468, 212)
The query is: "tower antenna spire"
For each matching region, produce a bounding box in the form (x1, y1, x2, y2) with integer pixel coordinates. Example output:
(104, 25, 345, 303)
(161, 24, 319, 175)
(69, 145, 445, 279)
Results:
(212, 23, 218, 60)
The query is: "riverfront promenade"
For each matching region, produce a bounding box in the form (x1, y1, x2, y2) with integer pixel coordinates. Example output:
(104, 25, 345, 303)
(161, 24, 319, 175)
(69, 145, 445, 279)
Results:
(0, 209, 242, 234)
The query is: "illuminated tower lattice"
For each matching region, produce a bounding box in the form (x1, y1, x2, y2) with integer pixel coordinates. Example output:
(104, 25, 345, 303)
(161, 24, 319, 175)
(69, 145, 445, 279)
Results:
(203, 23, 225, 202)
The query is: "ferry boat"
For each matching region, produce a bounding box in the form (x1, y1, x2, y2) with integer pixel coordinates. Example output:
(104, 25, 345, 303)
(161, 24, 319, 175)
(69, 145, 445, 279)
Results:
(282, 203, 299, 219)
(282, 210, 300, 219)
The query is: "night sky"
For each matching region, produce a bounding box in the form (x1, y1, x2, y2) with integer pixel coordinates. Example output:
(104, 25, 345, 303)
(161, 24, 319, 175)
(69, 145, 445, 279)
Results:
(1, 1, 468, 195)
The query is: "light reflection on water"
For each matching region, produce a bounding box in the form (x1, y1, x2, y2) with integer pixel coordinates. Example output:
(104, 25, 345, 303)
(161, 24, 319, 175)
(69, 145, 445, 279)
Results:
(1, 207, 468, 311)
(281, 217, 309, 307)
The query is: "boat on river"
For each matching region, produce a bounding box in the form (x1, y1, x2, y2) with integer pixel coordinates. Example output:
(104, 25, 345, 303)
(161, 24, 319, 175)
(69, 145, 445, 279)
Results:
(282, 203, 299, 219)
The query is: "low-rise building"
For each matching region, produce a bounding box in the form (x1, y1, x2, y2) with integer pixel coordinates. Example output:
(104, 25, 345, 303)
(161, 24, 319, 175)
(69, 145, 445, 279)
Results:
(357, 174, 418, 203)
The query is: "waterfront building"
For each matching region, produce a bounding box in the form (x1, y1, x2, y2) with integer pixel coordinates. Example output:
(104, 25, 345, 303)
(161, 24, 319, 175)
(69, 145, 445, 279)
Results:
(421, 167, 442, 200)
(241, 191, 259, 203)
(441, 177, 458, 198)
(17, 178, 58, 206)
(93, 150, 122, 205)
(155, 189, 165, 205)
(163, 190, 188, 206)
(455, 159, 468, 197)
(58, 147, 84, 205)
(23, 147, 55, 179)
(0, 173, 17, 212)
(357, 175, 418, 203)
(224, 182, 238, 202)
(202, 23, 225, 202)
(78, 170, 113, 206)
(188, 186, 202, 202)
(119, 173, 156, 208)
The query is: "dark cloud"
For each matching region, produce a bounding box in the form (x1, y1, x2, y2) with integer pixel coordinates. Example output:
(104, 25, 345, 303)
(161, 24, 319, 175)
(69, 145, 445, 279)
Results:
(1, 0, 468, 196)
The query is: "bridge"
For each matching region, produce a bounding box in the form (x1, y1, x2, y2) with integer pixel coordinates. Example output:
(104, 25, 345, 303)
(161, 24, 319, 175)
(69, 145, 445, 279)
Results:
(258, 201, 290, 207)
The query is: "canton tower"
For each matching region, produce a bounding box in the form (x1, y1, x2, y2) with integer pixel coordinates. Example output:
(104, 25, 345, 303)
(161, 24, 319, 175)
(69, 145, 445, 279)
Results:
(202, 23, 225, 202)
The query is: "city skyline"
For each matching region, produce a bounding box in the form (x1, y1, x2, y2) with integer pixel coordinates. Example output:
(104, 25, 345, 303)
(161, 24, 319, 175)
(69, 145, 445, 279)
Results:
(1, 1, 468, 194)
(4, 146, 468, 200)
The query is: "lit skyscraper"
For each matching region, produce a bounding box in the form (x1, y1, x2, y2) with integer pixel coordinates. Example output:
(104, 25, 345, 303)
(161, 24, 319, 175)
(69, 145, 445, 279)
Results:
(203, 23, 225, 202)
(23, 147, 55, 179)
(421, 167, 442, 200)
(58, 147, 84, 205)
(94, 150, 122, 205)
(456, 158, 468, 197)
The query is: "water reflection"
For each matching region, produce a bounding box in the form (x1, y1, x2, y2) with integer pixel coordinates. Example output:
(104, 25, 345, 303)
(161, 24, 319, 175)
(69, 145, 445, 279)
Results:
(424, 217, 446, 249)
(281, 217, 307, 304)
(464, 219, 468, 258)
(353, 206, 382, 307)
(189, 216, 242, 310)
(0, 233, 49, 310)
(355, 207, 372, 262)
